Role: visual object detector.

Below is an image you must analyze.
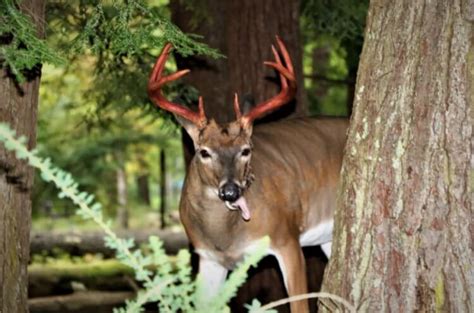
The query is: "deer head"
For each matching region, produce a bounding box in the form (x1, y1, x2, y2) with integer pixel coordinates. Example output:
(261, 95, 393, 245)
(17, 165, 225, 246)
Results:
(148, 37, 296, 220)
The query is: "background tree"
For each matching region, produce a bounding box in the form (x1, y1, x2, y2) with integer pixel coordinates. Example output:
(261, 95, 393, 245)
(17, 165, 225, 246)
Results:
(0, 1, 46, 312)
(171, 0, 307, 125)
(321, 0, 473, 311)
(301, 0, 368, 116)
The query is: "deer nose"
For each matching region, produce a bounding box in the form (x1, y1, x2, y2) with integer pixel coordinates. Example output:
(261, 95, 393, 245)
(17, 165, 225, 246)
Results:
(219, 182, 241, 202)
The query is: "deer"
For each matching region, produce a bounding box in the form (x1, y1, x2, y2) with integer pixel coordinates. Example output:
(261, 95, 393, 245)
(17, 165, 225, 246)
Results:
(147, 37, 348, 313)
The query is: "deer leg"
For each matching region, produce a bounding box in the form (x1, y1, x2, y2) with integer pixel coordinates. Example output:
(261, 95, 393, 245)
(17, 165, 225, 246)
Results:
(272, 241, 310, 313)
(197, 257, 228, 300)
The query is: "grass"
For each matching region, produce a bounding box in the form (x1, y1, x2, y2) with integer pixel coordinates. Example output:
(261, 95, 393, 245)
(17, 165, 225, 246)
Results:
(29, 258, 134, 279)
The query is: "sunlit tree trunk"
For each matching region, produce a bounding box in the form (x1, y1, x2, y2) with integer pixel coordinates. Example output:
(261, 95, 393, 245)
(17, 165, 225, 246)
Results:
(115, 153, 128, 229)
(321, 1, 473, 311)
(0, 1, 45, 312)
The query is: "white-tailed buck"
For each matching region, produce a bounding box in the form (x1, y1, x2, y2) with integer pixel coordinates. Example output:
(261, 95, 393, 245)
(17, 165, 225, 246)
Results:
(148, 37, 348, 312)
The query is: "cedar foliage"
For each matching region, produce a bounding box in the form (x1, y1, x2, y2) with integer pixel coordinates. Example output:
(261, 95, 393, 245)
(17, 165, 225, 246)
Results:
(1, 0, 221, 213)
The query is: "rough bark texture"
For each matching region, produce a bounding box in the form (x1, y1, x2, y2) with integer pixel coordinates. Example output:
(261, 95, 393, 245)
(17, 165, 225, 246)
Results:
(0, 1, 44, 312)
(321, 1, 473, 312)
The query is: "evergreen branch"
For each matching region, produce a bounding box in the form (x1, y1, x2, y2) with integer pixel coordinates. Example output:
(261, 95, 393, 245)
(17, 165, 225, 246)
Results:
(67, 0, 223, 59)
(1, 0, 222, 84)
(0, 0, 65, 82)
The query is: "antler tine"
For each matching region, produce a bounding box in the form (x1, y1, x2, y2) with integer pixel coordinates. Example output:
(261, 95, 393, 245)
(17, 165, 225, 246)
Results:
(233, 93, 242, 119)
(266, 44, 288, 93)
(148, 43, 207, 126)
(241, 37, 297, 126)
(275, 35, 294, 74)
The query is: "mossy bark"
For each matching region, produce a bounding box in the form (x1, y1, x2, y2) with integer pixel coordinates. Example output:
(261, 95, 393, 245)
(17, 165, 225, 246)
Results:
(0, 1, 44, 312)
(321, 0, 473, 312)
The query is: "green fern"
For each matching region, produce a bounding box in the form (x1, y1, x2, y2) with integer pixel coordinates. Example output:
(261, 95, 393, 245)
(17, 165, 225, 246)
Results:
(67, 0, 221, 58)
(0, 122, 269, 313)
(0, 0, 222, 84)
(0, 0, 65, 82)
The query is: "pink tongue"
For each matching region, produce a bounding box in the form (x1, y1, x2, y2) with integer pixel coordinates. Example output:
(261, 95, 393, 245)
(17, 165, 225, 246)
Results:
(235, 197, 251, 221)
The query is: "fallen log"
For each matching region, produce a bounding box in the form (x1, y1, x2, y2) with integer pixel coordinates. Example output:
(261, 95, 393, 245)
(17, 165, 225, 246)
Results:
(28, 291, 135, 313)
(30, 229, 188, 256)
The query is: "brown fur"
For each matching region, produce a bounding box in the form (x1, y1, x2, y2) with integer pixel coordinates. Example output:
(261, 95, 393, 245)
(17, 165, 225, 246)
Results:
(179, 116, 348, 312)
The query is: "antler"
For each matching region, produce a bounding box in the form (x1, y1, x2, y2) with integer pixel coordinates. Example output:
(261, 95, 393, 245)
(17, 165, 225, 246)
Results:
(237, 36, 297, 126)
(148, 43, 206, 126)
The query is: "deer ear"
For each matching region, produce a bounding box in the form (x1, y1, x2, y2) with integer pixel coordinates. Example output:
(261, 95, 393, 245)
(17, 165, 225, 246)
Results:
(174, 115, 201, 144)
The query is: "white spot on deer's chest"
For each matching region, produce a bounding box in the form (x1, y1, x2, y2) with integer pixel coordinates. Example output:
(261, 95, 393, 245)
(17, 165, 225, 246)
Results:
(195, 239, 272, 270)
(299, 220, 334, 247)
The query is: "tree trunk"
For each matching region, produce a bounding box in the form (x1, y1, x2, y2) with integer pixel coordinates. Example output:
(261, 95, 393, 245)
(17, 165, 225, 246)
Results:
(159, 149, 167, 229)
(136, 174, 150, 206)
(170, 0, 306, 123)
(321, 1, 473, 312)
(116, 161, 128, 229)
(0, 1, 45, 312)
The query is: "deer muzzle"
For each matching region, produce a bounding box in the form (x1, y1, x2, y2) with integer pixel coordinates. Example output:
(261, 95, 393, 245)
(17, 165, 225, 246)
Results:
(218, 182, 241, 202)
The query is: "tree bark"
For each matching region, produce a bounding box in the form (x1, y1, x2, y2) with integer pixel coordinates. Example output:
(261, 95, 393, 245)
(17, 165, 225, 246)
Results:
(321, 1, 473, 312)
(0, 1, 45, 312)
(170, 0, 307, 125)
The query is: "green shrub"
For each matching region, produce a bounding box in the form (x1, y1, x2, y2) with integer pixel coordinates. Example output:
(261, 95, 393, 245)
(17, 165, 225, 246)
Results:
(0, 122, 270, 313)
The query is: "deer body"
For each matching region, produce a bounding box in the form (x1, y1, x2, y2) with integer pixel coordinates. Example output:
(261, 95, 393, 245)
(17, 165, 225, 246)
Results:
(180, 117, 347, 312)
(148, 39, 348, 312)
(181, 116, 347, 264)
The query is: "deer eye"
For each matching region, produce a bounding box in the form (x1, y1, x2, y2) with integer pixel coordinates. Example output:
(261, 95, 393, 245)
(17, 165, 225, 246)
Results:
(199, 149, 211, 159)
(241, 148, 251, 157)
